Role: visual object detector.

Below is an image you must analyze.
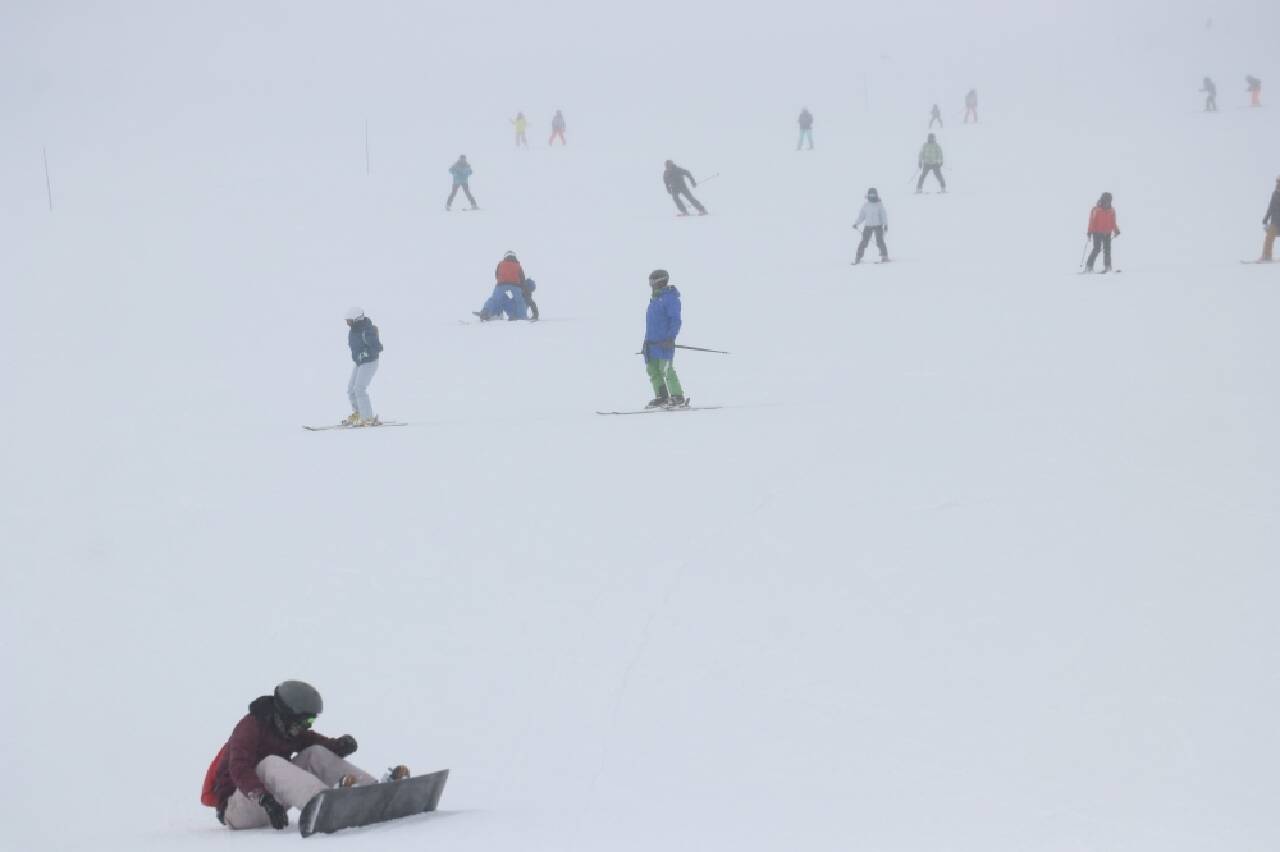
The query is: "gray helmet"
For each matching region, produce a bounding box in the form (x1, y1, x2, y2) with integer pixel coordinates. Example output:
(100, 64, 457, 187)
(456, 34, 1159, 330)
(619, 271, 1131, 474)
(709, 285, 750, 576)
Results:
(274, 680, 324, 717)
(648, 269, 670, 287)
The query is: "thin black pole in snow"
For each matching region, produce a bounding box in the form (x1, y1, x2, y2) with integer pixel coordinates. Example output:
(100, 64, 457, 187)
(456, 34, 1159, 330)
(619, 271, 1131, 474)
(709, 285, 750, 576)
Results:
(43, 146, 53, 212)
(364, 120, 370, 176)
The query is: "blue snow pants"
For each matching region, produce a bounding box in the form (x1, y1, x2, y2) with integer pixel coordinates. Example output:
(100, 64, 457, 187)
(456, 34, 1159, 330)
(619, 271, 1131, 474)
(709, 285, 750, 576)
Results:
(481, 284, 528, 320)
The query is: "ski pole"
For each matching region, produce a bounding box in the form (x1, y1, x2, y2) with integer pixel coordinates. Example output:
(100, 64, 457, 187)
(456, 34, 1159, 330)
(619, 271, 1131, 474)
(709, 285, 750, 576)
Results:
(636, 344, 731, 355)
(697, 173, 720, 186)
(1078, 236, 1091, 269)
(907, 168, 920, 188)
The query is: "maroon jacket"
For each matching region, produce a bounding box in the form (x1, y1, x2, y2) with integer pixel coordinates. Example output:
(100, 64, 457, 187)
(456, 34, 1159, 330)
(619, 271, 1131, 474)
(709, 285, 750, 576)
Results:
(210, 695, 351, 808)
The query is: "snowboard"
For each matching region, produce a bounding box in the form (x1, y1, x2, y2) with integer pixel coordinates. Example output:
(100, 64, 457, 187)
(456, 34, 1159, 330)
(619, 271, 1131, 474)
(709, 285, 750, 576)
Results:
(299, 769, 449, 838)
(303, 421, 407, 431)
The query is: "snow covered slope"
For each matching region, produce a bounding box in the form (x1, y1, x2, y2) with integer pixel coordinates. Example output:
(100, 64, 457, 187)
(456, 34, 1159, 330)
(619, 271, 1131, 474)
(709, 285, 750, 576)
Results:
(2, 2, 1278, 850)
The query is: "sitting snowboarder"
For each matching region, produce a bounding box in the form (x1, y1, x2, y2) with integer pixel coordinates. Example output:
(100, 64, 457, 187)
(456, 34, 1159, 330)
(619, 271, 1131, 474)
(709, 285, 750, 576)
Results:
(476, 251, 535, 321)
(202, 680, 408, 831)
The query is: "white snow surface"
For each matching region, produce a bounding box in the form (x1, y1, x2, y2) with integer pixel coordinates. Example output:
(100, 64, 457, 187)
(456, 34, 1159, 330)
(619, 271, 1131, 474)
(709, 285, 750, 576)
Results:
(2, 2, 1279, 850)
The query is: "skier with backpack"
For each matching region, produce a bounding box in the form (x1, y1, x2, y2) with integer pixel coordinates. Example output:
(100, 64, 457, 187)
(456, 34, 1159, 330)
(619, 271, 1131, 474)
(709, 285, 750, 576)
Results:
(852, 188, 890, 264)
(1084, 192, 1121, 273)
(549, 109, 567, 145)
(1258, 176, 1280, 263)
(201, 680, 409, 830)
(342, 308, 382, 426)
(1246, 75, 1262, 107)
(916, 133, 946, 193)
(475, 251, 535, 321)
(1201, 77, 1218, 111)
(642, 269, 688, 408)
(663, 160, 708, 216)
(446, 155, 478, 211)
(797, 107, 814, 150)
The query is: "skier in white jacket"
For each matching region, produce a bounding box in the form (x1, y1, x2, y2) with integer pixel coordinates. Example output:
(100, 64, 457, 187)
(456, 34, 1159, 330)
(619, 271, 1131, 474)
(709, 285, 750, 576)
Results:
(852, 188, 889, 264)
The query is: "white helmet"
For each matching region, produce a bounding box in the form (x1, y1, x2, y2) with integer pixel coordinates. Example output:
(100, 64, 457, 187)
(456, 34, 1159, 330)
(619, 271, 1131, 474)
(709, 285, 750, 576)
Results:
(344, 306, 365, 321)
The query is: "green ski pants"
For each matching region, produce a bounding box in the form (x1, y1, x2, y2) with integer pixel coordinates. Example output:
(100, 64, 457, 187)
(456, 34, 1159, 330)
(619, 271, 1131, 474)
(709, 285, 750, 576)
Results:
(646, 358, 683, 397)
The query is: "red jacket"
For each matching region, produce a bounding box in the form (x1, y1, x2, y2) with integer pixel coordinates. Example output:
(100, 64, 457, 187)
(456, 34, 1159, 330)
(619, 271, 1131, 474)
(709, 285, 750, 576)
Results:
(495, 259, 526, 285)
(207, 696, 351, 808)
(1088, 206, 1118, 234)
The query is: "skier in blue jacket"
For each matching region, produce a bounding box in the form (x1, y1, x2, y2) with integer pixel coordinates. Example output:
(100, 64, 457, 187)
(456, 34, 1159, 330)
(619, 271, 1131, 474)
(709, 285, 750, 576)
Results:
(446, 155, 478, 211)
(642, 269, 687, 408)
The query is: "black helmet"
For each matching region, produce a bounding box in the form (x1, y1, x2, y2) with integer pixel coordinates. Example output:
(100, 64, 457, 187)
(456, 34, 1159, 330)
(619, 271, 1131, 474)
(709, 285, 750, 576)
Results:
(1100, 191, 1113, 205)
(648, 269, 670, 287)
(867, 187, 880, 201)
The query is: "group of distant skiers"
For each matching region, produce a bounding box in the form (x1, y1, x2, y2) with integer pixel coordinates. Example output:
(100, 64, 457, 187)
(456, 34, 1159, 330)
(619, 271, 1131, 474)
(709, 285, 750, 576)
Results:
(508, 110, 568, 147)
(1199, 75, 1263, 111)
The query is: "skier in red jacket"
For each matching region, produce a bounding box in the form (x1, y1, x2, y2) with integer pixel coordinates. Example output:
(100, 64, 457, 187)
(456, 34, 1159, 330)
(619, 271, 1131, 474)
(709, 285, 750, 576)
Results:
(1085, 192, 1121, 272)
(203, 681, 408, 830)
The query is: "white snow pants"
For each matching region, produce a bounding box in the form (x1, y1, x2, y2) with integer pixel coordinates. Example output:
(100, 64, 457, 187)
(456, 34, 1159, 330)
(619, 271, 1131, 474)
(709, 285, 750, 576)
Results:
(347, 360, 379, 419)
(222, 745, 377, 830)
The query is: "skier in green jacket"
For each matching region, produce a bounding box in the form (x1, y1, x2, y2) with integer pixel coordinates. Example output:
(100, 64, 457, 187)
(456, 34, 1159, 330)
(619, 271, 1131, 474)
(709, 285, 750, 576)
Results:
(916, 133, 946, 193)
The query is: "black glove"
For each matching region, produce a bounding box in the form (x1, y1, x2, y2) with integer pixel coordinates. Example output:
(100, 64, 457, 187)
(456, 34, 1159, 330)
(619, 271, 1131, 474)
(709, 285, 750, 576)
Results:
(333, 734, 358, 757)
(258, 792, 289, 830)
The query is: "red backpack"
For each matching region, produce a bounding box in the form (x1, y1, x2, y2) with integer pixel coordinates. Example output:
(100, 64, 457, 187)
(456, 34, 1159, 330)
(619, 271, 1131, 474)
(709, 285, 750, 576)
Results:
(200, 744, 229, 807)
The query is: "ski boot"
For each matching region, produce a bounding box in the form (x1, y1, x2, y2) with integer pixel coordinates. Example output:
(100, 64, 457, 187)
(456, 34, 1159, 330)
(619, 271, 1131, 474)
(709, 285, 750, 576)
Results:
(645, 389, 670, 408)
(341, 411, 362, 426)
(666, 395, 690, 408)
(382, 765, 411, 783)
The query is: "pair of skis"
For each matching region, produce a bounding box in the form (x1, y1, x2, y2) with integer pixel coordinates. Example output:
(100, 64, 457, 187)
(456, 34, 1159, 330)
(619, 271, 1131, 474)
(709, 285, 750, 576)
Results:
(302, 421, 407, 431)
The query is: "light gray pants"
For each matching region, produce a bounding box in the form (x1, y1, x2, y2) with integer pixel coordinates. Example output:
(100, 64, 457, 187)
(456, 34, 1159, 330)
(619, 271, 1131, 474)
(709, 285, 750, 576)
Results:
(223, 745, 377, 830)
(347, 360, 379, 419)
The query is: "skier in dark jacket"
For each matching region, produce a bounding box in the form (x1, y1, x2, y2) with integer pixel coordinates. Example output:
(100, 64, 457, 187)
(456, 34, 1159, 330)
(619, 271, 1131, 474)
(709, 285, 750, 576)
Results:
(204, 681, 408, 830)
(446, 155, 478, 211)
(642, 269, 687, 407)
(663, 160, 707, 216)
(1259, 176, 1280, 262)
(929, 103, 943, 128)
(797, 108, 814, 150)
(343, 307, 382, 425)
(1200, 77, 1218, 111)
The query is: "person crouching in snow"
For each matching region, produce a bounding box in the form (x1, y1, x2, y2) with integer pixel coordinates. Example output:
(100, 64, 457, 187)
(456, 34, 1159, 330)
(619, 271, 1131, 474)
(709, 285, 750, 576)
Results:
(344, 307, 382, 426)
(643, 269, 687, 408)
(852, 187, 889, 264)
(203, 680, 408, 830)
(475, 251, 533, 321)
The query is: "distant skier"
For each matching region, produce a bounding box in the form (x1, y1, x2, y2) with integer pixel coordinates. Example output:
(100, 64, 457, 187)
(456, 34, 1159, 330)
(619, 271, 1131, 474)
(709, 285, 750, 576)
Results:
(663, 160, 707, 216)
(343, 307, 382, 426)
(446, 155, 478, 211)
(916, 133, 946, 193)
(549, 110, 567, 145)
(475, 251, 532, 321)
(1246, 75, 1262, 107)
(1084, 192, 1121, 273)
(202, 680, 409, 830)
(929, 103, 943, 128)
(852, 187, 889, 264)
(797, 107, 814, 150)
(642, 269, 687, 408)
(1200, 77, 1218, 111)
(1258, 176, 1280, 262)
(964, 89, 978, 123)
(512, 112, 529, 147)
